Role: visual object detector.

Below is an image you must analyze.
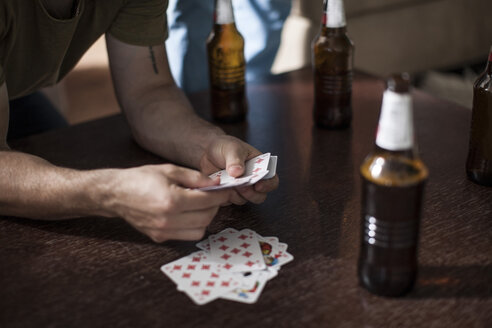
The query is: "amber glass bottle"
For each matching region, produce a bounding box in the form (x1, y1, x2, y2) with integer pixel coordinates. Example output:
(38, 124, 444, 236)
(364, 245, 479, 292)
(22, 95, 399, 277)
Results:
(466, 46, 492, 186)
(207, 0, 247, 123)
(358, 74, 428, 297)
(312, 0, 354, 129)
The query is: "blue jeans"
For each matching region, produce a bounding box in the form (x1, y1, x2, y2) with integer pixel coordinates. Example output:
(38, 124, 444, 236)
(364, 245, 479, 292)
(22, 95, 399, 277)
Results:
(166, 0, 292, 93)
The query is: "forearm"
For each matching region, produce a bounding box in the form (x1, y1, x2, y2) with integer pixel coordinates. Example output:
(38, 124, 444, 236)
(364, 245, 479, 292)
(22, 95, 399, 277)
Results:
(0, 150, 115, 219)
(106, 36, 225, 169)
(124, 84, 225, 169)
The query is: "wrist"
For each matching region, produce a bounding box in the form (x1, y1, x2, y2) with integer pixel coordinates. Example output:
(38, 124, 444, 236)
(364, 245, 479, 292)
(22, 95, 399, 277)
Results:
(188, 124, 226, 169)
(85, 168, 122, 218)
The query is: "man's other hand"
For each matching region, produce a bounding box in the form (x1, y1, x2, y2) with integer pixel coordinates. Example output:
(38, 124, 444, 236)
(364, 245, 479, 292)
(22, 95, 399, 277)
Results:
(199, 135, 279, 205)
(106, 164, 230, 243)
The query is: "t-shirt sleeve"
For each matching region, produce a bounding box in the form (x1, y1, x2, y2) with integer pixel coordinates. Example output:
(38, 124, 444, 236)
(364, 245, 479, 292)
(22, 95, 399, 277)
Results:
(108, 0, 168, 46)
(0, 3, 6, 86)
(0, 64, 5, 86)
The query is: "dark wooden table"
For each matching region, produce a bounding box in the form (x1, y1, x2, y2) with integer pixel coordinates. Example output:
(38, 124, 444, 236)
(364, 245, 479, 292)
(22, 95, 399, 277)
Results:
(2, 69, 491, 327)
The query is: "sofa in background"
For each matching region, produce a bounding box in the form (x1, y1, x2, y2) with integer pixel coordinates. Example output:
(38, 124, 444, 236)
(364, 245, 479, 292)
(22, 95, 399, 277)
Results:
(273, 0, 492, 77)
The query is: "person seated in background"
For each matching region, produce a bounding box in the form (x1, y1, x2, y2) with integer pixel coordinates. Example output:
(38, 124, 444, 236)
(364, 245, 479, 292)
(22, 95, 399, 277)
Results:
(0, 0, 278, 242)
(166, 0, 292, 93)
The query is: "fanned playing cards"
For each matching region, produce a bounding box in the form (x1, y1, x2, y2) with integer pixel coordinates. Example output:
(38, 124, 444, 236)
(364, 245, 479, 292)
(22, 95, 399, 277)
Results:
(199, 153, 278, 191)
(161, 228, 293, 305)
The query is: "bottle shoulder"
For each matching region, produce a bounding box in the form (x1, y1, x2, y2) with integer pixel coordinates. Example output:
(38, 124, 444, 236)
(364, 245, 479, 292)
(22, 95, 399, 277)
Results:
(207, 25, 244, 49)
(313, 30, 354, 52)
(360, 151, 428, 187)
(474, 71, 492, 91)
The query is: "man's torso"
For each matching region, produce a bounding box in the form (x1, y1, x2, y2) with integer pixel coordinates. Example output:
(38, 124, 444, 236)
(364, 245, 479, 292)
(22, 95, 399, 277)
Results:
(0, 0, 168, 99)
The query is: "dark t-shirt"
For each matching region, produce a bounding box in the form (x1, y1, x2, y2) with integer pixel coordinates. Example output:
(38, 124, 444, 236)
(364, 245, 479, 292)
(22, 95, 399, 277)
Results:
(0, 0, 168, 99)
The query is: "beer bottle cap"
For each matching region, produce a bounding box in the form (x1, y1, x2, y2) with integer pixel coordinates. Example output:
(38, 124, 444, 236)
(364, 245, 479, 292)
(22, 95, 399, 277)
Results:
(387, 73, 411, 93)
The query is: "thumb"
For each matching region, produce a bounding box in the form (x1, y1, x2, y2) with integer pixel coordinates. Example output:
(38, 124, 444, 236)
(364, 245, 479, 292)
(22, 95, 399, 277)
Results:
(222, 142, 249, 178)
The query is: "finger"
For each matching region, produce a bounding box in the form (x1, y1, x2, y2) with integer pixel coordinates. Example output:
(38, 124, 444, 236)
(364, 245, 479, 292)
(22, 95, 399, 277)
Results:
(254, 175, 279, 193)
(159, 165, 218, 188)
(171, 187, 232, 211)
(145, 227, 208, 243)
(154, 206, 219, 230)
(236, 185, 268, 204)
(228, 189, 248, 205)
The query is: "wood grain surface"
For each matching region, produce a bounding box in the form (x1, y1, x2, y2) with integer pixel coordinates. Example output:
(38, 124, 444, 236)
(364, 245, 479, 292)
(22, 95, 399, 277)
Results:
(2, 69, 491, 328)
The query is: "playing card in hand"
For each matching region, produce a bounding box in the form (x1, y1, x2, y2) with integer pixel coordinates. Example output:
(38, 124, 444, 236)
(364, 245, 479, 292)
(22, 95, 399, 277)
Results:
(198, 153, 276, 191)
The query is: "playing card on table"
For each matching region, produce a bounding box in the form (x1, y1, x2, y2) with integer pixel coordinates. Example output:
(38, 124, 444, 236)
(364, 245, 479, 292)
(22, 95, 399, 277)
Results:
(232, 268, 274, 290)
(255, 233, 283, 269)
(196, 229, 288, 270)
(160, 251, 242, 305)
(161, 228, 292, 305)
(209, 229, 266, 273)
(272, 242, 294, 268)
(198, 153, 275, 191)
(220, 269, 273, 304)
(249, 232, 293, 270)
(195, 227, 237, 253)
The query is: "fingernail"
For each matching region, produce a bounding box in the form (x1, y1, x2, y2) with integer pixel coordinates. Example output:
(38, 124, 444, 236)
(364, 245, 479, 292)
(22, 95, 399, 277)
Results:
(228, 165, 243, 175)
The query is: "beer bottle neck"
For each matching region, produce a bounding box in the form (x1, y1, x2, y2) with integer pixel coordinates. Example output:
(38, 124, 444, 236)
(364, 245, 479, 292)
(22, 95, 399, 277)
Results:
(373, 145, 416, 159)
(375, 90, 415, 152)
(321, 26, 347, 36)
(321, 0, 346, 29)
(214, 0, 235, 25)
(486, 46, 492, 75)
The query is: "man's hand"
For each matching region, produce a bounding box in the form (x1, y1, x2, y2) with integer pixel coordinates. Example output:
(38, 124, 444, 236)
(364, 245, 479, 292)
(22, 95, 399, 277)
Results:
(106, 164, 232, 242)
(199, 135, 279, 205)
(106, 36, 277, 208)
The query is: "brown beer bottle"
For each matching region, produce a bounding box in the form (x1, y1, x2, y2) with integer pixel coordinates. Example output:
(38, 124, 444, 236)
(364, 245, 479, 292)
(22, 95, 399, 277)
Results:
(466, 46, 492, 186)
(358, 74, 428, 297)
(312, 0, 354, 129)
(207, 0, 247, 123)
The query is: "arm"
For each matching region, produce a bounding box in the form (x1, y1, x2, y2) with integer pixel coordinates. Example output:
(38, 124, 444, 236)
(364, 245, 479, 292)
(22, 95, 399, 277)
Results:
(0, 82, 231, 242)
(106, 34, 278, 203)
(106, 34, 222, 169)
(0, 83, 112, 219)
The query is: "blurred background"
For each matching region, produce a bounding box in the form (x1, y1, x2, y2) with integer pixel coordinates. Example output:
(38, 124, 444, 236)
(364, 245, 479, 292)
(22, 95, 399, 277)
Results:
(46, 0, 492, 125)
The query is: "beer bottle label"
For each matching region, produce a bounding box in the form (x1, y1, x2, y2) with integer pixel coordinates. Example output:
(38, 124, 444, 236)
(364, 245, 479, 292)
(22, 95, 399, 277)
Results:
(215, 0, 234, 24)
(376, 90, 414, 151)
(209, 48, 245, 90)
(209, 63, 245, 89)
(324, 0, 346, 28)
(363, 215, 418, 248)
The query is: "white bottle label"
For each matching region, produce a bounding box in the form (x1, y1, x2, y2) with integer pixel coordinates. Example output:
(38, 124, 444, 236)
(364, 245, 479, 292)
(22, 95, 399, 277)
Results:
(325, 0, 346, 28)
(216, 0, 234, 24)
(375, 90, 414, 151)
